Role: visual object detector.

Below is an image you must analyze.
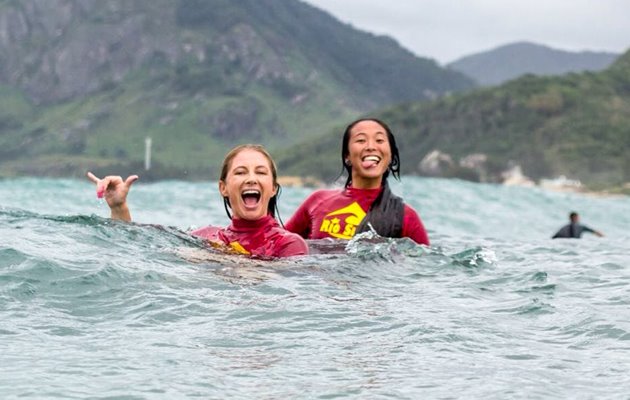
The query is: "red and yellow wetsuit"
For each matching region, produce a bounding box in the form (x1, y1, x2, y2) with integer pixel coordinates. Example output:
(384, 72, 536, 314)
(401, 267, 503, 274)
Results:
(285, 187, 429, 245)
(191, 215, 309, 258)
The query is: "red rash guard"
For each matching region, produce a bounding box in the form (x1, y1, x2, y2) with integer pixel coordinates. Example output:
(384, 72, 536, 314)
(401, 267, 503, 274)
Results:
(191, 215, 309, 258)
(285, 187, 430, 245)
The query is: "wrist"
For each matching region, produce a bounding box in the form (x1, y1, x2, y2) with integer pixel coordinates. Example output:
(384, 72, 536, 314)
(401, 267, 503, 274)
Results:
(110, 203, 131, 221)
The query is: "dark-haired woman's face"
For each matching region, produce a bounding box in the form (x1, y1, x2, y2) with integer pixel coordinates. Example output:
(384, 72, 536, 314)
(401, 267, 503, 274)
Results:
(346, 120, 392, 188)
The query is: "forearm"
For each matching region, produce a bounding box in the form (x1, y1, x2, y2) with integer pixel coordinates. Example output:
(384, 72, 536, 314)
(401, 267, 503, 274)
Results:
(110, 204, 132, 221)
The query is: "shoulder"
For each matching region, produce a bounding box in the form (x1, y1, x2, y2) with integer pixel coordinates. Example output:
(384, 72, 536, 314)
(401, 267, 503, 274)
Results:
(402, 205, 425, 227)
(401, 204, 429, 245)
(190, 225, 222, 239)
(552, 224, 570, 236)
(274, 229, 309, 256)
(403, 204, 421, 219)
(306, 188, 343, 201)
(282, 230, 309, 245)
(297, 188, 345, 210)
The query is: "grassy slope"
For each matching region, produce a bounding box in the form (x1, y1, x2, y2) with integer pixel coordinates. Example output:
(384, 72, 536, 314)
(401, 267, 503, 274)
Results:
(0, 69, 359, 179)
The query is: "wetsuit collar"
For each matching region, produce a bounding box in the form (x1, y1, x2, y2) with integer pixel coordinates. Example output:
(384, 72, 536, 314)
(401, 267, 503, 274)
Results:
(345, 186, 382, 198)
(230, 214, 277, 232)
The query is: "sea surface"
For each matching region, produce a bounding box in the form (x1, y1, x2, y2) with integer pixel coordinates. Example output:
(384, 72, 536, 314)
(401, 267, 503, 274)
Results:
(1, 176, 629, 399)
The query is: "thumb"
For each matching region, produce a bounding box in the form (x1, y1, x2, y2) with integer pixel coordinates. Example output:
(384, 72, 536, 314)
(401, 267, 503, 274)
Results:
(125, 175, 139, 187)
(86, 171, 100, 184)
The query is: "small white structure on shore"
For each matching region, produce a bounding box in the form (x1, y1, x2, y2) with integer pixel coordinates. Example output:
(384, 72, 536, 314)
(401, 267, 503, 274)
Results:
(145, 137, 152, 171)
(501, 165, 535, 187)
(539, 175, 582, 190)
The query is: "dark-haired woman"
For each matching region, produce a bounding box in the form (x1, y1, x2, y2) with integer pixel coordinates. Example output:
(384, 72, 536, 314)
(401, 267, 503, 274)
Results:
(87, 144, 308, 258)
(285, 118, 429, 245)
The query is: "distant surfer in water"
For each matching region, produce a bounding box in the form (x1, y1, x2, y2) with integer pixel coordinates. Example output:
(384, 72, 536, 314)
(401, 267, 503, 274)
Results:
(552, 211, 604, 239)
(285, 118, 429, 245)
(87, 144, 308, 258)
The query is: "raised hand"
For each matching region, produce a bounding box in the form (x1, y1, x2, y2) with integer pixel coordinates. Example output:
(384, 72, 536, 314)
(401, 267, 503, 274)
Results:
(86, 172, 138, 221)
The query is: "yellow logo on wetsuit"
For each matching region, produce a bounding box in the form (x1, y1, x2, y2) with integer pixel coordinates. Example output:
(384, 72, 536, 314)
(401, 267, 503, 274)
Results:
(207, 240, 251, 255)
(229, 241, 251, 255)
(319, 202, 366, 240)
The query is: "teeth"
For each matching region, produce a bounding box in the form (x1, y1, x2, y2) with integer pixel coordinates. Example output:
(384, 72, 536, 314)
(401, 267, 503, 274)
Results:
(242, 190, 260, 195)
(363, 156, 380, 162)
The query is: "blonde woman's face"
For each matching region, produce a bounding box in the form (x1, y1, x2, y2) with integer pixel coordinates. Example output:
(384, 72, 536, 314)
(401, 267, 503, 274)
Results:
(219, 149, 277, 220)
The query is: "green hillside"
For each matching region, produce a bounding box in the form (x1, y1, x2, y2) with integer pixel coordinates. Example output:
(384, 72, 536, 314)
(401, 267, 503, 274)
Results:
(278, 50, 630, 191)
(0, 0, 473, 180)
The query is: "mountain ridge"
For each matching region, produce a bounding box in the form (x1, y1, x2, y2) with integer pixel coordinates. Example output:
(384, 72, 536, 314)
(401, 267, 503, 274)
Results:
(448, 41, 619, 86)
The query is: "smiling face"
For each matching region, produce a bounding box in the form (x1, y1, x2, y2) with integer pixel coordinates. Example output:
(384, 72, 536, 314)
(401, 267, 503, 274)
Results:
(219, 147, 278, 221)
(345, 120, 392, 189)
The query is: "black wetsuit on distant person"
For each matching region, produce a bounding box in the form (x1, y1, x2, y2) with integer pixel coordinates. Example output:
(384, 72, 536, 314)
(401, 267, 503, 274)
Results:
(552, 223, 596, 239)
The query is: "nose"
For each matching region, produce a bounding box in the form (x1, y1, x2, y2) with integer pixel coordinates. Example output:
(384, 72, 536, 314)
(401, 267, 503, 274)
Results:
(245, 172, 257, 184)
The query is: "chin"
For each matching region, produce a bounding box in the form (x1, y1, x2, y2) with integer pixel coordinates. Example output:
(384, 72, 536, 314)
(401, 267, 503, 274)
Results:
(362, 171, 384, 179)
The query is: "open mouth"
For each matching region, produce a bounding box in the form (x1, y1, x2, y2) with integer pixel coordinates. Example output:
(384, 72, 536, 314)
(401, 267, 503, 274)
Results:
(361, 155, 381, 169)
(241, 189, 261, 207)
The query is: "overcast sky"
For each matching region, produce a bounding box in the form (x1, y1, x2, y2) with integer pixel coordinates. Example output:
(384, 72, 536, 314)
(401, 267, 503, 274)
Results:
(302, 0, 630, 65)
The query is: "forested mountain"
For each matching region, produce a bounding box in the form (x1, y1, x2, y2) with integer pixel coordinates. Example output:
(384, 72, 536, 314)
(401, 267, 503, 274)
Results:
(0, 0, 473, 179)
(279, 50, 630, 190)
(448, 42, 619, 86)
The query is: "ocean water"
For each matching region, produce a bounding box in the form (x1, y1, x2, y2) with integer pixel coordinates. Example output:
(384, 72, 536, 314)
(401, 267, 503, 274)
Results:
(1, 176, 629, 399)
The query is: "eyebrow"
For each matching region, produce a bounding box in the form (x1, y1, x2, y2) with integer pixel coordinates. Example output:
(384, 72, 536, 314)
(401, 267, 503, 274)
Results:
(232, 164, 270, 171)
(352, 131, 386, 137)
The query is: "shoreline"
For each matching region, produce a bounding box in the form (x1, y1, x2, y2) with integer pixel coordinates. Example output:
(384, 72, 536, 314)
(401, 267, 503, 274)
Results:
(1, 173, 628, 198)
(523, 183, 629, 198)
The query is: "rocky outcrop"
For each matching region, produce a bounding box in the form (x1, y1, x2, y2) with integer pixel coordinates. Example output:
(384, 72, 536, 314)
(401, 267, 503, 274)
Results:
(0, 1, 299, 104)
(418, 150, 454, 176)
(215, 23, 292, 83)
(418, 149, 537, 185)
(501, 165, 535, 187)
(0, 1, 182, 103)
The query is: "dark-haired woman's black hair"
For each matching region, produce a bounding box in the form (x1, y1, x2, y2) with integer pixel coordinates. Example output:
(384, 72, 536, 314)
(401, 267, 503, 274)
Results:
(340, 118, 400, 188)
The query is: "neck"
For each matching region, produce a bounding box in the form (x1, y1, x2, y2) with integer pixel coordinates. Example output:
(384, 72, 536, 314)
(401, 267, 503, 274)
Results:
(350, 174, 383, 189)
(231, 214, 274, 227)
